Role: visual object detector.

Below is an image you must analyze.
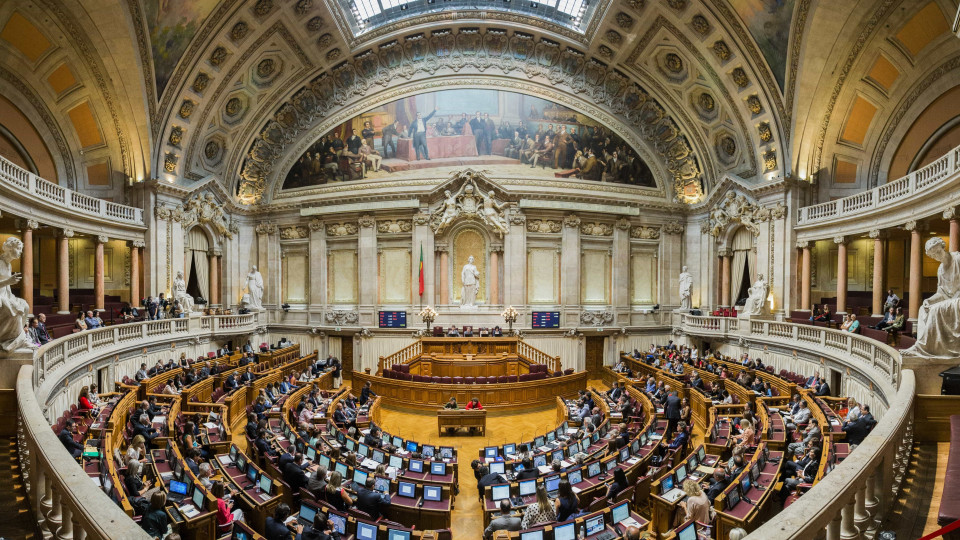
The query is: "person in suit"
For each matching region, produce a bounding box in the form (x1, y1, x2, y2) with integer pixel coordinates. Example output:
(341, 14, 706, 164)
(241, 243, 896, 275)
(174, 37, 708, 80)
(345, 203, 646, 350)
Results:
(223, 373, 238, 391)
(703, 469, 729, 502)
(133, 413, 159, 447)
(668, 421, 689, 450)
(34, 313, 51, 344)
(264, 503, 302, 540)
(240, 367, 255, 385)
(492, 326, 503, 337)
(815, 378, 831, 396)
(516, 458, 538, 480)
(690, 372, 705, 390)
(381, 120, 400, 158)
(483, 500, 522, 539)
(577, 149, 600, 180)
(663, 391, 682, 438)
(448, 326, 461, 337)
(243, 341, 254, 353)
(359, 381, 377, 406)
(477, 465, 505, 500)
(59, 419, 84, 458)
(842, 411, 870, 446)
(282, 454, 310, 492)
(469, 112, 486, 154)
(356, 476, 391, 519)
(363, 426, 383, 448)
(408, 108, 438, 160)
(255, 429, 278, 457)
(333, 402, 349, 426)
(780, 449, 821, 499)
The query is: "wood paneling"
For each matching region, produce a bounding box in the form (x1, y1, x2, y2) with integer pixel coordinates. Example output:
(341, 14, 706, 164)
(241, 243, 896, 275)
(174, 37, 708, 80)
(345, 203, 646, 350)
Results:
(915, 394, 960, 442)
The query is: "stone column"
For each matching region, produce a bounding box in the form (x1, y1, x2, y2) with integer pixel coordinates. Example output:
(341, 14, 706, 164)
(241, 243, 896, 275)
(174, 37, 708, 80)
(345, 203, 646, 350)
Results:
(798, 241, 811, 311)
(94, 235, 107, 310)
(906, 220, 923, 319)
(870, 230, 885, 316)
(503, 213, 527, 308)
(209, 249, 220, 306)
(308, 219, 326, 309)
(489, 245, 501, 305)
(561, 214, 582, 306)
(20, 220, 37, 315)
(945, 208, 959, 252)
(57, 229, 73, 314)
(437, 245, 449, 305)
(256, 223, 279, 308)
(357, 215, 377, 308)
(130, 240, 144, 307)
(611, 218, 632, 310)
(835, 236, 847, 315)
(411, 212, 435, 307)
(719, 248, 732, 306)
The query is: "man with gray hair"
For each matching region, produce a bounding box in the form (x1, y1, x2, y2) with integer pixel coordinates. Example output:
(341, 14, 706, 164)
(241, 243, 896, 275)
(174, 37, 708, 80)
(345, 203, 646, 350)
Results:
(483, 500, 522, 539)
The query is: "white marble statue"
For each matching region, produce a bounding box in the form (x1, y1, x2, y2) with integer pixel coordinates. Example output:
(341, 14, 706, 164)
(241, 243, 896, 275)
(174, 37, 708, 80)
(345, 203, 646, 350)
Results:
(741, 274, 768, 316)
(460, 255, 480, 308)
(904, 237, 960, 358)
(435, 189, 459, 233)
(246, 266, 264, 311)
(480, 190, 509, 237)
(0, 237, 34, 352)
(678, 266, 693, 311)
(173, 271, 195, 313)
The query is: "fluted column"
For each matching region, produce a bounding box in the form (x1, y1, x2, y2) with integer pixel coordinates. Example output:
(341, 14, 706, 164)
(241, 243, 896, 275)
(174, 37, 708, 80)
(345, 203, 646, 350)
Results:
(798, 241, 811, 311)
(489, 246, 501, 305)
(946, 208, 959, 252)
(835, 236, 848, 315)
(870, 230, 885, 316)
(57, 229, 73, 314)
(840, 497, 860, 540)
(438, 245, 449, 305)
(719, 248, 732, 306)
(94, 235, 107, 310)
(21, 220, 36, 315)
(130, 240, 143, 307)
(906, 221, 923, 319)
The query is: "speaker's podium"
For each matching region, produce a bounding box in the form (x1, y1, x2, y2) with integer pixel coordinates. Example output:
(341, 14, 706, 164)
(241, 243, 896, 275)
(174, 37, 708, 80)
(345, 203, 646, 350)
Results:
(437, 409, 486, 436)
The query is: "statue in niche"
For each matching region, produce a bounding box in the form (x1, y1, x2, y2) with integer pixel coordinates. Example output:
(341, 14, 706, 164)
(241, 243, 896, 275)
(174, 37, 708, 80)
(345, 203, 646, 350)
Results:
(904, 237, 960, 358)
(460, 255, 480, 308)
(740, 274, 768, 317)
(435, 189, 460, 233)
(246, 266, 264, 311)
(173, 271, 195, 314)
(0, 237, 34, 352)
(677, 265, 693, 311)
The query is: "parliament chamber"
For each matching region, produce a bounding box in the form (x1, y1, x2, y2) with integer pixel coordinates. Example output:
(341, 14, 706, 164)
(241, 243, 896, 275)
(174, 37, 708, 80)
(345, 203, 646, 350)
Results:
(3, 0, 960, 538)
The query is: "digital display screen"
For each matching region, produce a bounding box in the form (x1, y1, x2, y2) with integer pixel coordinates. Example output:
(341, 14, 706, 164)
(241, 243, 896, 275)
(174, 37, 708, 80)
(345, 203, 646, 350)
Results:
(612, 501, 629, 524)
(423, 485, 441, 501)
(298, 504, 316, 525)
(491, 484, 510, 501)
(398, 481, 415, 498)
(356, 522, 378, 540)
(379, 311, 407, 328)
(531, 311, 560, 328)
(519, 479, 536, 496)
(430, 462, 446, 475)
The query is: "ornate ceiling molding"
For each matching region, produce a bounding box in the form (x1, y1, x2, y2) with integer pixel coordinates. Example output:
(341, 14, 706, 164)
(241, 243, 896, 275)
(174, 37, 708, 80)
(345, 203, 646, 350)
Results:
(234, 27, 707, 205)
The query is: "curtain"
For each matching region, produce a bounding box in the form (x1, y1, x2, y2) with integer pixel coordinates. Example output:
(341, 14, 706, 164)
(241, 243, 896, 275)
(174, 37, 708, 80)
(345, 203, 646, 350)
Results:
(521, 335, 585, 371)
(193, 251, 210, 300)
(185, 256, 194, 289)
(748, 250, 757, 282)
(731, 250, 747, 303)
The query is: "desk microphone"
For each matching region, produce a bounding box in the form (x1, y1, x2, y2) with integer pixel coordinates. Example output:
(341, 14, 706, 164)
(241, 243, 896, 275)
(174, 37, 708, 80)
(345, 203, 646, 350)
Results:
(742, 495, 754, 504)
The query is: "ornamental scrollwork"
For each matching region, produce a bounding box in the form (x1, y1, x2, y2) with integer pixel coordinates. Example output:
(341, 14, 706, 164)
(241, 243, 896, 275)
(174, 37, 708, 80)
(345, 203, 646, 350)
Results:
(580, 311, 615, 326)
(431, 173, 510, 237)
(255, 223, 278, 235)
(707, 191, 761, 238)
(376, 220, 413, 234)
(527, 219, 562, 233)
(180, 193, 233, 239)
(581, 222, 614, 236)
(630, 226, 660, 239)
(326, 222, 358, 236)
(662, 220, 685, 234)
(324, 310, 359, 326)
(280, 226, 308, 239)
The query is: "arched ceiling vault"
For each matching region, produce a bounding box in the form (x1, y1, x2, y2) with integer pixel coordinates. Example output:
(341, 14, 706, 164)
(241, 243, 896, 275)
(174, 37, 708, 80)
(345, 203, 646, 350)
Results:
(136, 0, 791, 207)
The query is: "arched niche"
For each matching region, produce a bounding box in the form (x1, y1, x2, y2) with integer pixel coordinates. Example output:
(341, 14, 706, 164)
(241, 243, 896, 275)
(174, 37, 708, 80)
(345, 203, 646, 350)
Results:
(444, 221, 496, 306)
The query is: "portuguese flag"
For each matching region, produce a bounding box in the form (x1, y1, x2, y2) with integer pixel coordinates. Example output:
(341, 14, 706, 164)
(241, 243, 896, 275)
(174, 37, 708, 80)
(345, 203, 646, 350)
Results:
(418, 244, 424, 297)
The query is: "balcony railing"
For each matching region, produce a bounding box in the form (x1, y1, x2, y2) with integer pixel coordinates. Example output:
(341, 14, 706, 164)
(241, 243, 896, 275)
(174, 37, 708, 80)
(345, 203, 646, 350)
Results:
(798, 144, 960, 226)
(0, 154, 144, 226)
(680, 315, 912, 540)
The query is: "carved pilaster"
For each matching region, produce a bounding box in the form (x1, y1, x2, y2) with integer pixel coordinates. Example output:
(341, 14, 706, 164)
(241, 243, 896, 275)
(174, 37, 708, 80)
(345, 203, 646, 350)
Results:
(563, 214, 581, 228)
(132, 240, 145, 248)
(868, 229, 886, 239)
(833, 236, 846, 245)
(796, 240, 809, 249)
(96, 235, 109, 244)
(308, 218, 324, 231)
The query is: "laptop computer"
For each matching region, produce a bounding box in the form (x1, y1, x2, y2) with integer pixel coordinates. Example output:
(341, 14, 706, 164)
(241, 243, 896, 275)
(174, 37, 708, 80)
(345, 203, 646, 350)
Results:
(168, 479, 190, 503)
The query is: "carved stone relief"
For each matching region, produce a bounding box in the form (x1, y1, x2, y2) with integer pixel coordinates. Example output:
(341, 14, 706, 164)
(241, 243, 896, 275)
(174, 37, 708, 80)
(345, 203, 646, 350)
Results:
(324, 310, 359, 325)
(376, 220, 413, 234)
(280, 226, 308, 239)
(326, 222, 358, 236)
(527, 219, 562, 233)
(580, 311, 614, 325)
(630, 226, 660, 239)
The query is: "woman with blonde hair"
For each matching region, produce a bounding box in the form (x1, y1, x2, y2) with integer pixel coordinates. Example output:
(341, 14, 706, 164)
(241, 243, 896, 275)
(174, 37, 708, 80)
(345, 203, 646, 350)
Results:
(679, 479, 711, 523)
(521, 483, 557, 528)
(324, 470, 353, 511)
(126, 435, 147, 463)
(736, 419, 755, 445)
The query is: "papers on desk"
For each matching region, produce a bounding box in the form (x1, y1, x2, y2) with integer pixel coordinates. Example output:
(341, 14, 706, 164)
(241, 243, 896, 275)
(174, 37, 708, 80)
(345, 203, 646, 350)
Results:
(361, 429, 370, 435)
(284, 516, 298, 525)
(271, 407, 280, 412)
(90, 423, 101, 430)
(830, 420, 841, 426)
(153, 416, 167, 423)
(537, 465, 553, 474)
(505, 453, 517, 461)
(656, 408, 664, 414)
(662, 488, 685, 502)
(696, 466, 716, 475)
(611, 413, 623, 418)
(649, 434, 663, 440)
(768, 408, 781, 413)
(626, 457, 640, 465)
(619, 517, 642, 529)
(203, 422, 217, 429)
(566, 428, 579, 435)
(538, 445, 551, 453)
(571, 486, 582, 494)
(161, 471, 174, 480)
(179, 504, 200, 518)
(387, 467, 398, 480)
(360, 458, 379, 470)
(91, 476, 102, 486)
(217, 455, 232, 465)
(258, 493, 271, 501)
(560, 460, 573, 468)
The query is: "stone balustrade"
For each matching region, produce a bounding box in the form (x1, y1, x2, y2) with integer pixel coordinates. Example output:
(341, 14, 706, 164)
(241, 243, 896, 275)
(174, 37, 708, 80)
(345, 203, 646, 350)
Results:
(0, 154, 144, 227)
(680, 314, 913, 539)
(797, 143, 960, 234)
(16, 313, 262, 539)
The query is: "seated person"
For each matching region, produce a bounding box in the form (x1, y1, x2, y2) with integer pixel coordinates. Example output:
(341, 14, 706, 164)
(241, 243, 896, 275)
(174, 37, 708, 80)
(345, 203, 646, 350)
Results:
(811, 305, 831, 322)
(448, 326, 461, 337)
(465, 397, 483, 410)
(492, 326, 503, 337)
(843, 314, 860, 333)
(444, 397, 458, 409)
(463, 326, 474, 337)
(59, 419, 84, 458)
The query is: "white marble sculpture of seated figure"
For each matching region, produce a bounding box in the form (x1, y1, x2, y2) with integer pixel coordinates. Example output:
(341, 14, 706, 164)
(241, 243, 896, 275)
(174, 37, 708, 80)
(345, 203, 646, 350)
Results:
(0, 237, 34, 352)
(905, 237, 960, 358)
(741, 274, 768, 316)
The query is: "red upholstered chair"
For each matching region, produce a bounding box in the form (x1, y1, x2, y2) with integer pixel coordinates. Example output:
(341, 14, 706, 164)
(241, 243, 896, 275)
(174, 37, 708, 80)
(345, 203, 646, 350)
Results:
(509, 375, 519, 383)
(563, 368, 574, 375)
(497, 375, 509, 383)
(453, 377, 463, 384)
(433, 326, 444, 336)
(441, 376, 452, 384)
(553, 371, 562, 377)
(432, 376, 442, 383)
(464, 376, 475, 384)
(488, 376, 498, 384)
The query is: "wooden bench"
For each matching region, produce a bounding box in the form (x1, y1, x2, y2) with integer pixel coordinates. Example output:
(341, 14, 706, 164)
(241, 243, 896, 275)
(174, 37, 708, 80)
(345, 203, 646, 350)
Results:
(437, 409, 486, 435)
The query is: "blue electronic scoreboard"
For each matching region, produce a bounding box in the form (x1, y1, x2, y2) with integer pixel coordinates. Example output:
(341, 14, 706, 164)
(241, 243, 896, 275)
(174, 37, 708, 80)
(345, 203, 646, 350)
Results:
(531, 311, 561, 328)
(378, 311, 407, 328)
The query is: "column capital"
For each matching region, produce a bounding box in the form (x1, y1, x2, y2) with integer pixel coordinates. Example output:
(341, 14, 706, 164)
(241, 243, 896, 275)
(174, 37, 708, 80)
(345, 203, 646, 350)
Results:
(833, 236, 847, 245)
(944, 207, 959, 220)
(208, 248, 222, 257)
(358, 214, 376, 228)
(255, 223, 278, 235)
(308, 217, 324, 231)
(413, 212, 431, 226)
(662, 220, 685, 235)
(509, 212, 526, 225)
(24, 219, 39, 230)
(563, 214, 581, 228)
(132, 239, 146, 248)
(96, 235, 109, 245)
(904, 220, 927, 232)
(868, 229, 887, 239)
(435, 243, 449, 253)
(61, 228, 74, 239)
(615, 217, 631, 231)
(490, 244, 504, 253)
(796, 240, 810, 249)
(718, 247, 733, 257)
